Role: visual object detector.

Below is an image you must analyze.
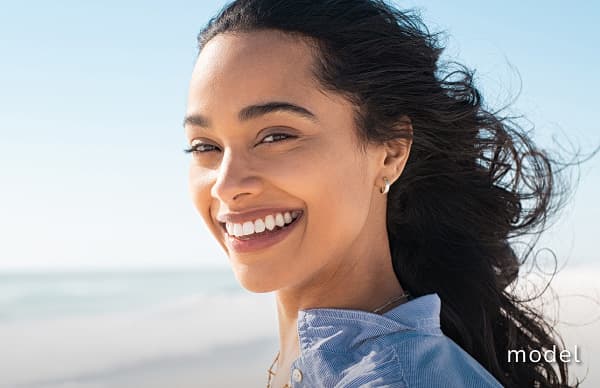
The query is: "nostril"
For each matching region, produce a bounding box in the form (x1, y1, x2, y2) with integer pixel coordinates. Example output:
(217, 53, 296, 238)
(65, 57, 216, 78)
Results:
(232, 192, 250, 201)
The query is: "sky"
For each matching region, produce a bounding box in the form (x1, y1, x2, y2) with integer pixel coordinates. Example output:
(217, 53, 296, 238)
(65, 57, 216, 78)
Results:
(0, 1, 598, 271)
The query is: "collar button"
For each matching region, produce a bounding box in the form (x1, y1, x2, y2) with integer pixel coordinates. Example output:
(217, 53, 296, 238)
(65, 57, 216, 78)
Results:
(292, 368, 303, 383)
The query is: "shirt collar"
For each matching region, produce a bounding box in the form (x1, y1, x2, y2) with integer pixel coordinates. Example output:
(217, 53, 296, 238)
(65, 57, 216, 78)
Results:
(296, 293, 442, 353)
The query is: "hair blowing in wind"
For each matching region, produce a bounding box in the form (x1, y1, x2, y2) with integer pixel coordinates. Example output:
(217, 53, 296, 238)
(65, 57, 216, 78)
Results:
(197, 0, 593, 386)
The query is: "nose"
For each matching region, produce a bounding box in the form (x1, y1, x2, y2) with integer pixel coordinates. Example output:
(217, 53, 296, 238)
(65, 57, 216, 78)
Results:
(211, 148, 263, 203)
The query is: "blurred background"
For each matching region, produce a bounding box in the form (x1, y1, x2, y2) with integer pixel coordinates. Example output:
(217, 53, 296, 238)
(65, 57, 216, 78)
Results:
(0, 0, 598, 387)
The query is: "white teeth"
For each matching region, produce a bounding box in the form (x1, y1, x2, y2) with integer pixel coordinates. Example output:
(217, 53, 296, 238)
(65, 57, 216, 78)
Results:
(242, 221, 254, 236)
(265, 215, 276, 231)
(254, 218, 265, 233)
(225, 211, 301, 237)
(275, 213, 285, 227)
(233, 223, 243, 237)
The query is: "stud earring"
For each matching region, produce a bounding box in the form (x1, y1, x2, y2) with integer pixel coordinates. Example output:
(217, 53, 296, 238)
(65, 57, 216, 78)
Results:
(380, 177, 390, 194)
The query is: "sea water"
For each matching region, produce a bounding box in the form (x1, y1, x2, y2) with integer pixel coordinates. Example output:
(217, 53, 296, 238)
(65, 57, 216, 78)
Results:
(0, 269, 278, 387)
(0, 269, 241, 323)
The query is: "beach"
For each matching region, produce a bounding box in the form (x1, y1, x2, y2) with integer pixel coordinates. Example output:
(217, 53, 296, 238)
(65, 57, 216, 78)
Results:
(0, 267, 597, 387)
(0, 270, 279, 387)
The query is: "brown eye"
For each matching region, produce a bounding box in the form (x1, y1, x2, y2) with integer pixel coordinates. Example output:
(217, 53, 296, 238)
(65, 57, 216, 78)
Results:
(261, 133, 294, 143)
(184, 140, 220, 154)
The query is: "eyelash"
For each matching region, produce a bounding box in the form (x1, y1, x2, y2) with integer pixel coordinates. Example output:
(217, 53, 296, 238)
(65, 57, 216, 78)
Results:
(183, 133, 295, 154)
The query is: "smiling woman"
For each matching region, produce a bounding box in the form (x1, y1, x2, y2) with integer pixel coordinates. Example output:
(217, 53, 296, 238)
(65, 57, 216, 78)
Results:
(183, 0, 581, 387)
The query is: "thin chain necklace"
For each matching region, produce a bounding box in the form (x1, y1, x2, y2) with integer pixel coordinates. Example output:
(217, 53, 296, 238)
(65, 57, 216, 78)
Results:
(266, 352, 291, 388)
(266, 292, 411, 388)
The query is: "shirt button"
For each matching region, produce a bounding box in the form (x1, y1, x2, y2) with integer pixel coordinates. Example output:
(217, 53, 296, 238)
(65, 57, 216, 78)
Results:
(292, 368, 303, 383)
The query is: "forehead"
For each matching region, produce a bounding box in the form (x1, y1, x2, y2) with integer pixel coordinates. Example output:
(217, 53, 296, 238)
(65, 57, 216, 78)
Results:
(188, 30, 323, 114)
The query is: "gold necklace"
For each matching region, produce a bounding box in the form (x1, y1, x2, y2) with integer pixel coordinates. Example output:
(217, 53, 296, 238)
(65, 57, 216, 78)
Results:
(371, 291, 411, 314)
(266, 292, 411, 387)
(266, 351, 291, 388)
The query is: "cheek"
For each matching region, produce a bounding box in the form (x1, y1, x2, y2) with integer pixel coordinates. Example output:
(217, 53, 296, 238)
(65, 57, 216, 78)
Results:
(292, 149, 373, 253)
(315, 166, 371, 233)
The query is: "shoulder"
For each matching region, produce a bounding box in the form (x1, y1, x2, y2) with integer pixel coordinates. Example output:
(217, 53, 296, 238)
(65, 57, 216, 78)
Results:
(392, 331, 504, 388)
(298, 331, 503, 388)
(295, 295, 503, 387)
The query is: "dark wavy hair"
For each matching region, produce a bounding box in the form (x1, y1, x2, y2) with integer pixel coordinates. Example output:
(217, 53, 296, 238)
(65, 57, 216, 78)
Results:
(196, 1, 590, 386)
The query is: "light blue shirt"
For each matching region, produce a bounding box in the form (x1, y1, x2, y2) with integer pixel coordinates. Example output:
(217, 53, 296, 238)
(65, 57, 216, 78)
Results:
(288, 293, 504, 387)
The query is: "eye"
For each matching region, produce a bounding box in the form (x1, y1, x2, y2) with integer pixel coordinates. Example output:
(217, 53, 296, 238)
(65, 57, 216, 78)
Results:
(261, 133, 295, 144)
(183, 140, 220, 154)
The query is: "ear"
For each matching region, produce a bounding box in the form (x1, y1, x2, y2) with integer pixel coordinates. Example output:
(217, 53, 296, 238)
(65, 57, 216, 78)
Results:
(380, 117, 413, 183)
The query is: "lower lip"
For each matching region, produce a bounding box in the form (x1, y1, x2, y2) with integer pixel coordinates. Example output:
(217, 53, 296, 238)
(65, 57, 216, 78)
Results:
(225, 213, 303, 253)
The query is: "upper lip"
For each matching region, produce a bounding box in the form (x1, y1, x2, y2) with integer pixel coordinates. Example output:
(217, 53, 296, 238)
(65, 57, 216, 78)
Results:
(216, 208, 303, 224)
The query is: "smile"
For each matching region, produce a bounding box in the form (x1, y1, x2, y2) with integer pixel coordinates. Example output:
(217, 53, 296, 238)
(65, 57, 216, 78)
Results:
(224, 210, 301, 238)
(221, 210, 304, 253)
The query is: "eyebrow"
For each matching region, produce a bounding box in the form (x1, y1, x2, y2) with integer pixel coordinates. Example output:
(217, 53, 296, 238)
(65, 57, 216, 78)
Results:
(183, 101, 317, 128)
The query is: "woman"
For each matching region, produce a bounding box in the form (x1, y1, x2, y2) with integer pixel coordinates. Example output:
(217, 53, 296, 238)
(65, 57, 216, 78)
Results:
(183, 0, 580, 387)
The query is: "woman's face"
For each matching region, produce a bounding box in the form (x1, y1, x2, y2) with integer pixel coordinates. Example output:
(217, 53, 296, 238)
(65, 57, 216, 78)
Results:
(185, 31, 387, 292)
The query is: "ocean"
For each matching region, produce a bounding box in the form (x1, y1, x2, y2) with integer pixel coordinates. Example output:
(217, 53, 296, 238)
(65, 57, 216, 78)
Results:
(0, 267, 597, 387)
(0, 269, 242, 323)
(0, 269, 279, 388)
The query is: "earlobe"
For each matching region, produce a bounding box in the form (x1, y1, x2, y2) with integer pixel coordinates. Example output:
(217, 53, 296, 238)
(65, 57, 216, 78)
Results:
(380, 177, 391, 194)
(374, 117, 412, 192)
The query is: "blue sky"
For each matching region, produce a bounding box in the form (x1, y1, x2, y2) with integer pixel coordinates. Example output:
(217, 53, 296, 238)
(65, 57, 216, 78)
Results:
(0, 1, 598, 270)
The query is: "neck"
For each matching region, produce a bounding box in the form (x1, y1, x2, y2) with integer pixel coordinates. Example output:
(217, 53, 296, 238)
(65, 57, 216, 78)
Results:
(273, 232, 406, 372)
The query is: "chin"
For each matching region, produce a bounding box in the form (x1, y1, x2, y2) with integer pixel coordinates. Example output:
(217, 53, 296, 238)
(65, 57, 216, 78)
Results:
(230, 263, 280, 293)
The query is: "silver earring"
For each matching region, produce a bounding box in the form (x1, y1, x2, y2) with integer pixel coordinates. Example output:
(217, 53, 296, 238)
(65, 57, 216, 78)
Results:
(380, 177, 390, 194)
